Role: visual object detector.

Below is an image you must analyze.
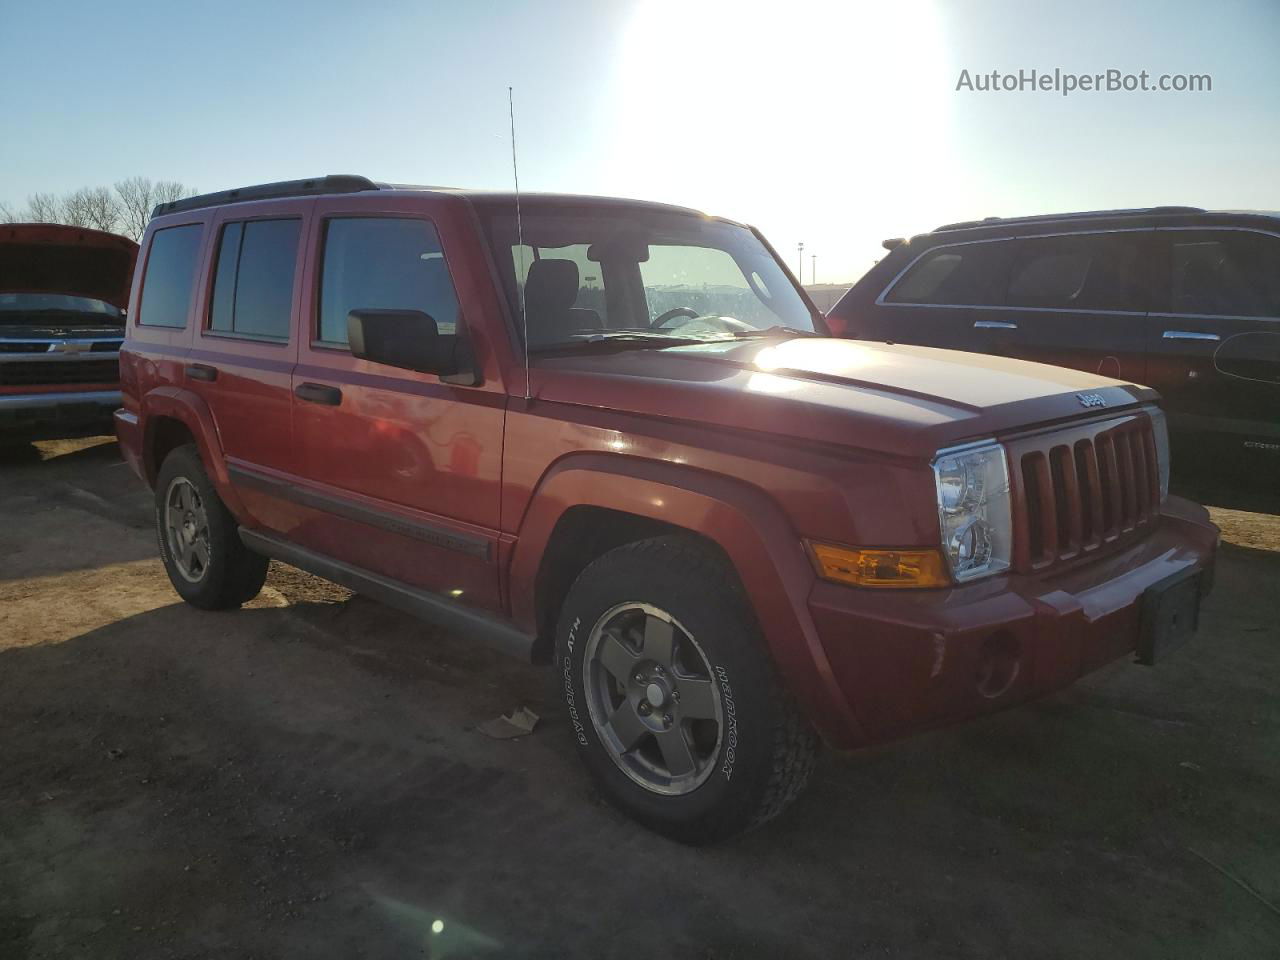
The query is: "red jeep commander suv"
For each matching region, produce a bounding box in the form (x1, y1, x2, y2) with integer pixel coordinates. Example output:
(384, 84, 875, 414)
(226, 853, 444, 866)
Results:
(116, 176, 1218, 842)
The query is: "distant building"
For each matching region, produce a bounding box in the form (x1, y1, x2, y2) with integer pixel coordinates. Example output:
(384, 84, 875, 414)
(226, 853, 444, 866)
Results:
(803, 283, 854, 313)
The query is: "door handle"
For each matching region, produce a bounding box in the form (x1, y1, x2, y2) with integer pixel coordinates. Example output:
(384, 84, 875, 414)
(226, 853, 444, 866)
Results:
(974, 319, 1018, 330)
(1163, 330, 1221, 342)
(185, 363, 218, 382)
(294, 382, 343, 406)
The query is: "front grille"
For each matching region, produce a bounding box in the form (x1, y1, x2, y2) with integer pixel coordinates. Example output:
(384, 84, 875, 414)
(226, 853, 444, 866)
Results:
(0, 358, 119, 386)
(1012, 415, 1159, 571)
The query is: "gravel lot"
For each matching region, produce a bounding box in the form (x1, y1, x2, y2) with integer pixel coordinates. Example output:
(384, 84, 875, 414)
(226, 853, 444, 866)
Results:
(2, 437, 1278, 959)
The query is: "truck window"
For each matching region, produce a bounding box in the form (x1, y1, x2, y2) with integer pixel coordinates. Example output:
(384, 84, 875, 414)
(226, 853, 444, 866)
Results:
(481, 205, 816, 347)
(318, 217, 460, 345)
(208, 219, 301, 340)
(1005, 233, 1145, 312)
(1168, 230, 1280, 318)
(884, 241, 1013, 306)
(137, 224, 203, 328)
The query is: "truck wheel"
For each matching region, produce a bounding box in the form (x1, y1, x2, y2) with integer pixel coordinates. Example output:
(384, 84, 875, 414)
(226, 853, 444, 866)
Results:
(154, 444, 268, 610)
(555, 535, 818, 843)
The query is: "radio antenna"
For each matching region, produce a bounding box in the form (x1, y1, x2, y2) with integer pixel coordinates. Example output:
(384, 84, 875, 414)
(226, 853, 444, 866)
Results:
(509, 86, 530, 401)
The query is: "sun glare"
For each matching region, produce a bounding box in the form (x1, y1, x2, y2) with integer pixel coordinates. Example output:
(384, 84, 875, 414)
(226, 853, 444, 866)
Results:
(610, 0, 951, 279)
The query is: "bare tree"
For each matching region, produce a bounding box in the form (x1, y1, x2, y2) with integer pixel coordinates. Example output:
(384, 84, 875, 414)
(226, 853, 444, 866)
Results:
(114, 177, 156, 241)
(2, 179, 197, 236)
(113, 177, 197, 240)
(25, 193, 62, 223)
(60, 186, 122, 233)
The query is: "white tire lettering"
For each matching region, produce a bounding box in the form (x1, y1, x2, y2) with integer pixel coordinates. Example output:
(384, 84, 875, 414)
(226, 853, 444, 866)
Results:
(716, 665, 738, 781)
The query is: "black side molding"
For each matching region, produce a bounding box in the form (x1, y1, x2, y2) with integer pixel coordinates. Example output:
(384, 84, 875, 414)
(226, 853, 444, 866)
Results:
(238, 528, 535, 662)
(226, 464, 490, 559)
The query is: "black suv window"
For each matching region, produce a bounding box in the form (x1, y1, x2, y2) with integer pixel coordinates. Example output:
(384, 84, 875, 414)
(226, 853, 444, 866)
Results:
(1006, 233, 1146, 312)
(885, 241, 1013, 306)
(318, 218, 460, 345)
(137, 224, 203, 328)
(208, 219, 301, 340)
(1168, 230, 1280, 318)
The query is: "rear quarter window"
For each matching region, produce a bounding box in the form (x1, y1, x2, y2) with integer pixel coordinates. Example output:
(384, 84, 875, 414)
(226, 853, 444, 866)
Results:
(137, 224, 204, 328)
(885, 241, 1013, 306)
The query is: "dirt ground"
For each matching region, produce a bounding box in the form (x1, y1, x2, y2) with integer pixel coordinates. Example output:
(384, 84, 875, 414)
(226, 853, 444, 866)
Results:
(1, 437, 1278, 960)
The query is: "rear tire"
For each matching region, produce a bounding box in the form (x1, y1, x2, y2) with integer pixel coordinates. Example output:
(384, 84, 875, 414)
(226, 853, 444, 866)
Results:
(555, 535, 818, 844)
(154, 444, 267, 609)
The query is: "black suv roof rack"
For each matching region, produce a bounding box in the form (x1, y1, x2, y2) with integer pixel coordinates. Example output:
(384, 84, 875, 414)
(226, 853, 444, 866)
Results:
(933, 206, 1205, 232)
(151, 175, 379, 218)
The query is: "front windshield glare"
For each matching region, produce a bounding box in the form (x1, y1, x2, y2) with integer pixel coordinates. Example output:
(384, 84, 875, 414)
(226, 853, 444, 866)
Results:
(482, 207, 818, 349)
(0, 293, 123, 320)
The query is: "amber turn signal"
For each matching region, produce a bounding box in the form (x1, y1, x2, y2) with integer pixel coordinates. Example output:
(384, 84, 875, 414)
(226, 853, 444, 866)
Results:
(807, 542, 950, 589)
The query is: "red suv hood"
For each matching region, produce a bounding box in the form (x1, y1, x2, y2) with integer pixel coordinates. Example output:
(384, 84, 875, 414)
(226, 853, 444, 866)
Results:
(0, 224, 138, 309)
(531, 337, 1155, 459)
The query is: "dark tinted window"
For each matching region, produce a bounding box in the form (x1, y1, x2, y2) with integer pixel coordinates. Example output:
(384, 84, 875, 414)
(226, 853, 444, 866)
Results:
(1169, 230, 1280, 317)
(137, 224, 203, 327)
(207, 219, 300, 339)
(885, 241, 1013, 306)
(319, 218, 459, 344)
(1006, 233, 1145, 311)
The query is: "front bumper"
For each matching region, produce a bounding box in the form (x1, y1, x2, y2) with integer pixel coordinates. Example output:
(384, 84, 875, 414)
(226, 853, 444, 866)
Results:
(808, 496, 1218, 748)
(0, 389, 121, 439)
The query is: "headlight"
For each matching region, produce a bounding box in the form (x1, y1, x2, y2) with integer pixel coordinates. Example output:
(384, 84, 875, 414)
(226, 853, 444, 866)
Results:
(1147, 406, 1170, 501)
(932, 442, 1012, 582)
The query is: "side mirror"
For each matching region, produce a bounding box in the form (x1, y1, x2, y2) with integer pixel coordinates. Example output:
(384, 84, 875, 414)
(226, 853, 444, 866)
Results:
(346, 308, 477, 384)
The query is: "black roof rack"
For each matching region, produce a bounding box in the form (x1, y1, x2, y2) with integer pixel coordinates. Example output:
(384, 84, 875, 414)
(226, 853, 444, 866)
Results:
(151, 175, 379, 218)
(933, 206, 1204, 232)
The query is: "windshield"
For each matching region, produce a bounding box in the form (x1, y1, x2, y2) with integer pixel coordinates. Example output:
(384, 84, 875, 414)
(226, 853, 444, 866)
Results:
(480, 203, 820, 350)
(0, 292, 124, 324)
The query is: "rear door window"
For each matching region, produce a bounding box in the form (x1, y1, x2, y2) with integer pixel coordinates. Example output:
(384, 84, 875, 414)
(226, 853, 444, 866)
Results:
(885, 241, 1013, 306)
(318, 217, 460, 345)
(207, 218, 301, 340)
(1167, 230, 1280, 317)
(137, 224, 204, 328)
(1005, 233, 1146, 312)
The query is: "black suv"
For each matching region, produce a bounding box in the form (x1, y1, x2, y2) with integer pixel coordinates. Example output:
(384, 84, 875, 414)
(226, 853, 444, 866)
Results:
(827, 208, 1280, 468)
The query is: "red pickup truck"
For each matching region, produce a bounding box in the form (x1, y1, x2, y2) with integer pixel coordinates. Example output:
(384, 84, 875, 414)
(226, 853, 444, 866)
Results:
(1, 224, 136, 440)
(116, 176, 1218, 842)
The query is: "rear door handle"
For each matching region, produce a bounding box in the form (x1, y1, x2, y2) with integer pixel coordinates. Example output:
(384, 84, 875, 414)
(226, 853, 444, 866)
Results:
(185, 363, 218, 382)
(974, 319, 1018, 330)
(1163, 330, 1220, 342)
(294, 382, 343, 406)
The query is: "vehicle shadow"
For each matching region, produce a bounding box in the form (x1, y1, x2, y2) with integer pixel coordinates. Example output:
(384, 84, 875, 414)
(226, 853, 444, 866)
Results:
(2, 543, 1276, 960)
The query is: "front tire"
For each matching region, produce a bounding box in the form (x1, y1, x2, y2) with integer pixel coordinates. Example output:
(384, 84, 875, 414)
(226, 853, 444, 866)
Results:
(555, 536, 818, 843)
(154, 444, 268, 609)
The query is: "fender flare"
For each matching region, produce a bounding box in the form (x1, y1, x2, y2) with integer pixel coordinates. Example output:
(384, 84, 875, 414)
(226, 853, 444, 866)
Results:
(140, 387, 247, 517)
(509, 453, 864, 745)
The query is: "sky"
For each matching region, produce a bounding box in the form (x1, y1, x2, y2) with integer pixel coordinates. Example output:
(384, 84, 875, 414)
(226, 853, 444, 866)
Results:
(2, 0, 1278, 282)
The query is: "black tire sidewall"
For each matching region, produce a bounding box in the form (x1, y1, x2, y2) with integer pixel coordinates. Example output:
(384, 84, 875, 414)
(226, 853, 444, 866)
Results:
(556, 538, 787, 842)
(154, 445, 251, 609)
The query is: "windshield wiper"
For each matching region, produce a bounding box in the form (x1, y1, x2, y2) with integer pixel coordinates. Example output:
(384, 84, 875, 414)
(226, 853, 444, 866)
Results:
(528, 331, 711, 355)
(732, 325, 822, 339)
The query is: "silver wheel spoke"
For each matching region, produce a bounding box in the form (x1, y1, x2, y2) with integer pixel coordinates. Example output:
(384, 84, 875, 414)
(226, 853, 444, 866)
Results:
(606, 704, 649, 752)
(191, 539, 210, 571)
(642, 614, 674, 666)
(655, 727, 695, 777)
(597, 631, 639, 684)
(676, 677, 717, 720)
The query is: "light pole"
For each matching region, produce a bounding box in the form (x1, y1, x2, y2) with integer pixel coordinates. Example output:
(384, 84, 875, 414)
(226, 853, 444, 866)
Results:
(811, 254, 817, 285)
(797, 242, 804, 283)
